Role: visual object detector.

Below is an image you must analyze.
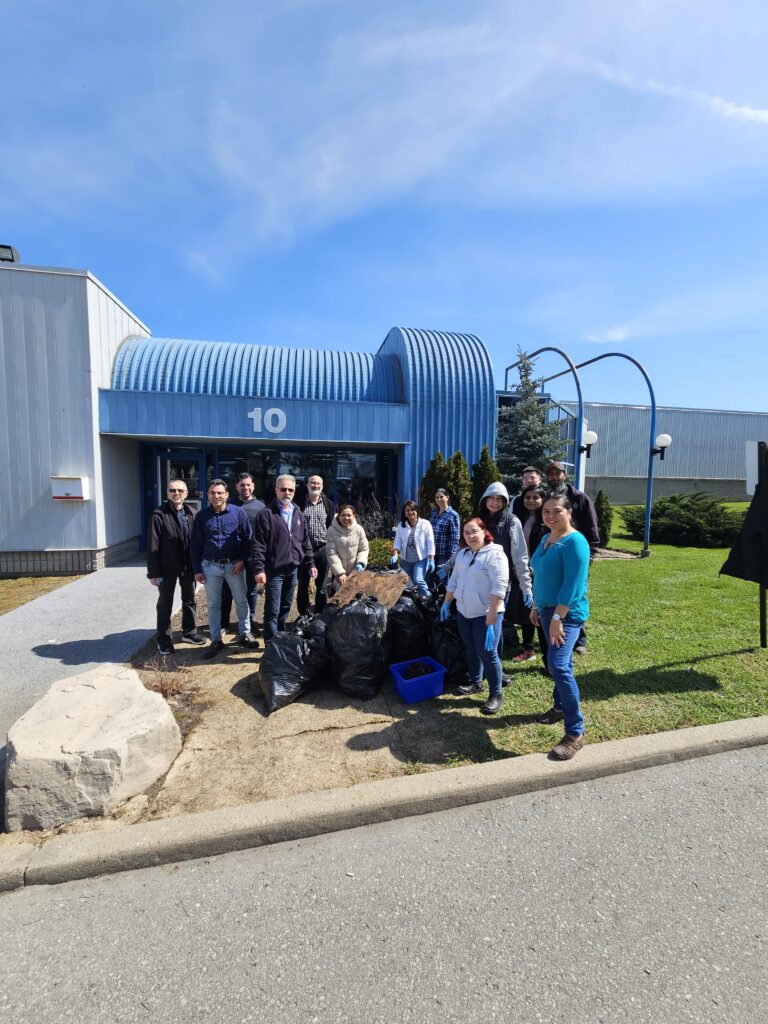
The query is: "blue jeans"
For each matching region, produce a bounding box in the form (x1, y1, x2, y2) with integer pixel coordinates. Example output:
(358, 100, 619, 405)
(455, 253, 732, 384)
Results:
(203, 561, 249, 642)
(220, 563, 259, 628)
(538, 608, 584, 736)
(263, 566, 299, 642)
(456, 612, 504, 698)
(400, 557, 430, 599)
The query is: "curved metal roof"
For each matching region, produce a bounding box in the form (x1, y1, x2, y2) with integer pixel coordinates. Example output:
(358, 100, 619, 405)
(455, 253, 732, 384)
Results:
(112, 337, 405, 403)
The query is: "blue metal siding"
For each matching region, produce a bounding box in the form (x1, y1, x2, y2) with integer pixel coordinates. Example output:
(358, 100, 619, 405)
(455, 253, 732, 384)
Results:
(99, 390, 410, 447)
(562, 402, 768, 478)
(112, 337, 404, 404)
(378, 327, 497, 498)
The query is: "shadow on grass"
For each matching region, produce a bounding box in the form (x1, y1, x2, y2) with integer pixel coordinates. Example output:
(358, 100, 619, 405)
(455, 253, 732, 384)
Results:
(580, 664, 720, 702)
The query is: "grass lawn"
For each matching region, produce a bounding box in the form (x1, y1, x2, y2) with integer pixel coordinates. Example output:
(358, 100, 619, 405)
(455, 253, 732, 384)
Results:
(431, 508, 767, 763)
(0, 575, 81, 616)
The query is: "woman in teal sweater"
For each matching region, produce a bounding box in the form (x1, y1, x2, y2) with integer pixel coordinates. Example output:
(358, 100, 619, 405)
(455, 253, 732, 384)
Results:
(529, 494, 591, 760)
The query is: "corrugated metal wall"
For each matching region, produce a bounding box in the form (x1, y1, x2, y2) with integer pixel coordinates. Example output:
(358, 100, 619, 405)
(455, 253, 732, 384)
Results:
(0, 266, 148, 553)
(562, 402, 768, 480)
(378, 327, 497, 498)
(85, 278, 148, 547)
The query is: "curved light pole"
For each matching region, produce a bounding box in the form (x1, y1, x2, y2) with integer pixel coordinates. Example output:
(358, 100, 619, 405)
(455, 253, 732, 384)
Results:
(504, 347, 586, 487)
(542, 352, 667, 556)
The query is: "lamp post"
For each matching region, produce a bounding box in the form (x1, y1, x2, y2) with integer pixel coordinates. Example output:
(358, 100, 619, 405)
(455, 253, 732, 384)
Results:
(642, 433, 673, 556)
(577, 430, 598, 490)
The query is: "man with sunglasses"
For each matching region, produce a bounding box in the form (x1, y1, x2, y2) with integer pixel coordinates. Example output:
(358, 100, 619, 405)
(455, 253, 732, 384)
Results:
(147, 478, 204, 655)
(252, 474, 317, 642)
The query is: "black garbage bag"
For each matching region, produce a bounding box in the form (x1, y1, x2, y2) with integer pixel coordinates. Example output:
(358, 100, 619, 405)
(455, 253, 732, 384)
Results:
(288, 614, 328, 642)
(412, 588, 443, 626)
(430, 617, 468, 687)
(334, 644, 392, 701)
(386, 593, 431, 662)
(326, 595, 388, 663)
(258, 632, 333, 713)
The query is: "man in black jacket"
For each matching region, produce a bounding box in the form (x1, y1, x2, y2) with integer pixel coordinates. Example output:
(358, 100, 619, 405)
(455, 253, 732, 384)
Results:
(147, 479, 204, 655)
(252, 474, 316, 642)
(295, 473, 334, 615)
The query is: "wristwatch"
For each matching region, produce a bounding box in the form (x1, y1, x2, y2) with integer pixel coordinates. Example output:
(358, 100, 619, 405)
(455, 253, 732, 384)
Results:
(553, 613, 562, 622)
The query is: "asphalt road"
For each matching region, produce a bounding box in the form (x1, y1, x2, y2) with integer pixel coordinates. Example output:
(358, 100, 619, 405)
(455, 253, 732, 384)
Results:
(2, 745, 766, 1024)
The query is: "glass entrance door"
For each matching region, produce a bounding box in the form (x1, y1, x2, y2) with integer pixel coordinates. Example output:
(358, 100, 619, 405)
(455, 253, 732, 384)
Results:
(158, 452, 205, 511)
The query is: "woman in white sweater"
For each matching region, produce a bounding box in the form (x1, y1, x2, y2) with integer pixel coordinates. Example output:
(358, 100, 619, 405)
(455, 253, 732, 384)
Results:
(326, 505, 369, 589)
(391, 500, 435, 599)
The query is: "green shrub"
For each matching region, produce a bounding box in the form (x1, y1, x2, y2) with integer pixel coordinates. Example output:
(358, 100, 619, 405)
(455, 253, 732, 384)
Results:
(367, 537, 394, 568)
(621, 492, 742, 548)
(594, 489, 614, 547)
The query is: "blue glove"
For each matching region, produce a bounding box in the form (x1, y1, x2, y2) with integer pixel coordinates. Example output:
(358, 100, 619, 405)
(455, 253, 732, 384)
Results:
(439, 602, 451, 622)
(523, 593, 533, 609)
(437, 565, 449, 583)
(389, 555, 399, 567)
(354, 563, 364, 572)
(426, 558, 435, 574)
(484, 624, 496, 651)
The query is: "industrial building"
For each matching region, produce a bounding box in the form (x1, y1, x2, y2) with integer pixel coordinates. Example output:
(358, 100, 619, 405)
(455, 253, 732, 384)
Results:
(1, 259, 764, 576)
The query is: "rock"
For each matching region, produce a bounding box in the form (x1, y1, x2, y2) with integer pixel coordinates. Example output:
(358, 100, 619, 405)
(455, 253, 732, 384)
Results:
(4, 664, 181, 832)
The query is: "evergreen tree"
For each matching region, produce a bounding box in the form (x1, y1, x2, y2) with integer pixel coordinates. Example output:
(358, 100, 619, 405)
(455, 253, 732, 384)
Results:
(446, 450, 473, 523)
(471, 445, 502, 511)
(594, 489, 613, 547)
(419, 450, 450, 515)
(496, 348, 564, 494)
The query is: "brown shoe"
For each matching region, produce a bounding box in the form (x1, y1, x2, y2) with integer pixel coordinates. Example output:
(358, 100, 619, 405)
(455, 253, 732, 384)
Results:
(550, 733, 585, 760)
(536, 706, 565, 725)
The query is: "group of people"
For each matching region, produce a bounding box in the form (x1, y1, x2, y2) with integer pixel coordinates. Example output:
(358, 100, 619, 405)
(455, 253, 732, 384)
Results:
(147, 459, 599, 760)
(147, 472, 369, 660)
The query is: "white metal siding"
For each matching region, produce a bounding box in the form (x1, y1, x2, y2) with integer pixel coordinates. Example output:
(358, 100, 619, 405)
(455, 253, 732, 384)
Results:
(85, 277, 149, 547)
(562, 403, 768, 479)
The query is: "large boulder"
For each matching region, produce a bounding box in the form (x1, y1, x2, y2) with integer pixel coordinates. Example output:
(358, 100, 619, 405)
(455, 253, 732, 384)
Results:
(4, 664, 181, 831)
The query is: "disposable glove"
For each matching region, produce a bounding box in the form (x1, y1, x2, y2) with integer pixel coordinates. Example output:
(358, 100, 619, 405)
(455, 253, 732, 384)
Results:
(389, 555, 399, 567)
(484, 624, 496, 651)
(439, 602, 451, 622)
(354, 563, 364, 572)
(437, 565, 449, 583)
(426, 558, 435, 574)
(523, 593, 533, 609)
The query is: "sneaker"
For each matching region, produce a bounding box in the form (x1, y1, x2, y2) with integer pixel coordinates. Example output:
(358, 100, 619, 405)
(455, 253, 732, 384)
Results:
(574, 644, 587, 656)
(181, 631, 205, 646)
(501, 675, 512, 688)
(201, 640, 225, 660)
(237, 632, 259, 648)
(157, 634, 174, 655)
(481, 693, 502, 715)
(513, 649, 536, 663)
(457, 681, 483, 696)
(550, 733, 585, 760)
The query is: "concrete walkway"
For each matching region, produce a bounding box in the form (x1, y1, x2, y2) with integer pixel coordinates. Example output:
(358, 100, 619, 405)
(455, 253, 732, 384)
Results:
(0, 558, 154, 756)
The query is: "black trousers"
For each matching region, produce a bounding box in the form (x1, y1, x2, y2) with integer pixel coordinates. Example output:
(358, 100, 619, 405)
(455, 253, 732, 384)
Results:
(297, 544, 329, 615)
(156, 571, 197, 637)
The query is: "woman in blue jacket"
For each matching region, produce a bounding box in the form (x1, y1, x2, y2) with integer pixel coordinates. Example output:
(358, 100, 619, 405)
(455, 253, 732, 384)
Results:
(529, 494, 591, 760)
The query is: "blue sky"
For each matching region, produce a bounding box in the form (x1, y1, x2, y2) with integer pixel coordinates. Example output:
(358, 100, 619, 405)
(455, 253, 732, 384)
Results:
(3, 0, 768, 413)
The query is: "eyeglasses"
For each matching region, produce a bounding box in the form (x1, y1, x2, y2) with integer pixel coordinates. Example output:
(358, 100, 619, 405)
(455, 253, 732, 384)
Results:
(278, 487, 294, 492)
(168, 488, 186, 493)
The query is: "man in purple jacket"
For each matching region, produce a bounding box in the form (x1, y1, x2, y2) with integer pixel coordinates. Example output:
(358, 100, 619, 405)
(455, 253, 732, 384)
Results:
(252, 474, 317, 642)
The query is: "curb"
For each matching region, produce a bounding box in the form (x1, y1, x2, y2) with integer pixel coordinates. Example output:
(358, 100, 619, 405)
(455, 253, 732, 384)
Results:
(3, 716, 768, 893)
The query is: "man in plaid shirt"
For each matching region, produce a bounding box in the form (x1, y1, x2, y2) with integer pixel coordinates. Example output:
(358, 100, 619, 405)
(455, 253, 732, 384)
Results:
(429, 488, 460, 569)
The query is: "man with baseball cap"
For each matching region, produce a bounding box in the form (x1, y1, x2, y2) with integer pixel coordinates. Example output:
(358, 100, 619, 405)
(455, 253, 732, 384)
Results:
(545, 460, 600, 654)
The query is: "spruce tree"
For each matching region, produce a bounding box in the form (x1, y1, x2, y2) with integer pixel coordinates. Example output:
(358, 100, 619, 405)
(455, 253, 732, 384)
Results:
(496, 348, 564, 494)
(471, 445, 502, 511)
(594, 489, 613, 548)
(419, 450, 450, 515)
(446, 450, 473, 523)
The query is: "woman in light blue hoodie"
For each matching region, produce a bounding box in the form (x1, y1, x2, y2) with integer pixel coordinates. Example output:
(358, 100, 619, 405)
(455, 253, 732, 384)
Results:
(440, 518, 509, 715)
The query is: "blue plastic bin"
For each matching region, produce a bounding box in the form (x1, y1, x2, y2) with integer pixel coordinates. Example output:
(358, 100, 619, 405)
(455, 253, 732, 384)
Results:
(389, 656, 446, 704)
